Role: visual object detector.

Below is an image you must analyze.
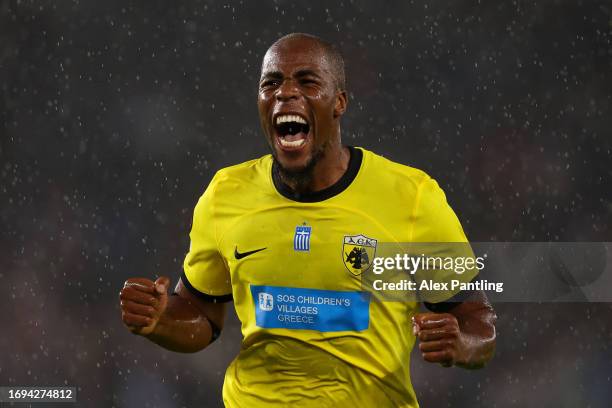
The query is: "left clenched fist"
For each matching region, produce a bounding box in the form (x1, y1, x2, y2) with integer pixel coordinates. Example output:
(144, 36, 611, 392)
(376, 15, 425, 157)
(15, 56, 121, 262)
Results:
(413, 312, 467, 367)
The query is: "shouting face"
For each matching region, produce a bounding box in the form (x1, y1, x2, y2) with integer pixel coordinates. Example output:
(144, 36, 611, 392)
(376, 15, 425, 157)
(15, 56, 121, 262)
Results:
(258, 36, 347, 178)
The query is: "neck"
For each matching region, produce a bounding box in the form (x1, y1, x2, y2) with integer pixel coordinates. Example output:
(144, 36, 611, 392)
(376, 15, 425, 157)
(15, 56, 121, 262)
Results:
(280, 140, 350, 194)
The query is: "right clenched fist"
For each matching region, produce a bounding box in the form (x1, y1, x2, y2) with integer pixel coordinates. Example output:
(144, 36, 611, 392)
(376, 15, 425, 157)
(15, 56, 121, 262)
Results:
(120, 276, 170, 336)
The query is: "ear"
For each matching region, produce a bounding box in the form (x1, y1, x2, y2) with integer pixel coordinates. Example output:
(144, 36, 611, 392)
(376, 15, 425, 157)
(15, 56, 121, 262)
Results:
(333, 90, 348, 118)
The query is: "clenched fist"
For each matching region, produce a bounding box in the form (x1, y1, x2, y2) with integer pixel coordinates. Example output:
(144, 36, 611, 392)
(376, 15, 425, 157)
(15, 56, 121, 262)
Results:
(120, 276, 170, 336)
(413, 312, 468, 367)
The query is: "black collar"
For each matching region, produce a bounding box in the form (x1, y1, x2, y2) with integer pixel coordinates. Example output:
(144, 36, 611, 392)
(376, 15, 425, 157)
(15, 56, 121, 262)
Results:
(271, 146, 362, 203)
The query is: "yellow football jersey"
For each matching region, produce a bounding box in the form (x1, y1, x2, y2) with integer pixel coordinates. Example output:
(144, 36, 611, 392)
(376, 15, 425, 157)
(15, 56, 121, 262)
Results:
(182, 147, 474, 407)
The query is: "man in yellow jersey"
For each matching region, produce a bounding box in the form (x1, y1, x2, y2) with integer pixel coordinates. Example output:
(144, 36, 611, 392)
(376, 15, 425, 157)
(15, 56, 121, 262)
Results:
(119, 33, 497, 407)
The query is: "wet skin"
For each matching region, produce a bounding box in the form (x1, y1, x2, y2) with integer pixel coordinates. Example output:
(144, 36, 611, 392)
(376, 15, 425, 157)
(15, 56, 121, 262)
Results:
(257, 37, 349, 192)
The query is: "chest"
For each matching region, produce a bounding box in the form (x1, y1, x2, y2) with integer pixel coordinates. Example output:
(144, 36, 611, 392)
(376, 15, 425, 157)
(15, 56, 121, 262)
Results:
(219, 204, 407, 291)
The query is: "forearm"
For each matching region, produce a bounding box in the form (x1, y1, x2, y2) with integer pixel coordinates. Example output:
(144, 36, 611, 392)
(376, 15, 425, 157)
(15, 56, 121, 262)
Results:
(455, 303, 497, 369)
(145, 295, 214, 353)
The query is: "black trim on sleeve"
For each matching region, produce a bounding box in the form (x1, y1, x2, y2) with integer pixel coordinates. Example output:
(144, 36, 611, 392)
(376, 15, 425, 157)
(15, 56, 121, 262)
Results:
(423, 274, 480, 313)
(180, 271, 233, 303)
(271, 146, 362, 203)
(423, 289, 473, 313)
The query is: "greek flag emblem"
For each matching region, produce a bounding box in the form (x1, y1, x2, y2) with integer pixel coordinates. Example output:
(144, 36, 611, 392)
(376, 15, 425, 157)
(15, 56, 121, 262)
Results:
(294, 225, 312, 252)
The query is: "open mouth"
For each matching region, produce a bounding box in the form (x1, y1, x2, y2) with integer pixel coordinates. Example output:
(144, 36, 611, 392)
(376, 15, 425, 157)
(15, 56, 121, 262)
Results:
(274, 114, 310, 149)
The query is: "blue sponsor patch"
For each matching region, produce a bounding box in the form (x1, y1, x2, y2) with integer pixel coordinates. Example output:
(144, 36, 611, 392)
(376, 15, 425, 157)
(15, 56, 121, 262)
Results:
(250, 285, 370, 332)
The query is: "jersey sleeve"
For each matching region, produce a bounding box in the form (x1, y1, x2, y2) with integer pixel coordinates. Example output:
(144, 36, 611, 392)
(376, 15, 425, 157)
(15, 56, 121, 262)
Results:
(182, 174, 233, 302)
(409, 176, 469, 243)
(409, 176, 480, 305)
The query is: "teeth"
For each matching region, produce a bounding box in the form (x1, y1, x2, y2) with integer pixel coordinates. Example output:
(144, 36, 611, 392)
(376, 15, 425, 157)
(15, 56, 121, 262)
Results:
(276, 114, 307, 125)
(279, 137, 306, 148)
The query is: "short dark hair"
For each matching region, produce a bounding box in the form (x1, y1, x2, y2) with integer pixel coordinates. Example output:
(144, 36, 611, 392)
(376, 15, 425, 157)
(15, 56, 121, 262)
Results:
(268, 33, 346, 91)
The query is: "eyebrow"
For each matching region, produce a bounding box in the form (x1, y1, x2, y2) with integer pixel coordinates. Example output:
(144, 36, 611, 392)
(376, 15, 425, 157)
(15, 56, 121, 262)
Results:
(260, 69, 322, 82)
(294, 69, 322, 79)
(260, 71, 283, 81)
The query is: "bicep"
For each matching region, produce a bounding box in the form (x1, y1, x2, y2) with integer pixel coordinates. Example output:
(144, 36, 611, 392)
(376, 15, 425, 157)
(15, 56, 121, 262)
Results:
(424, 289, 489, 313)
(174, 277, 228, 331)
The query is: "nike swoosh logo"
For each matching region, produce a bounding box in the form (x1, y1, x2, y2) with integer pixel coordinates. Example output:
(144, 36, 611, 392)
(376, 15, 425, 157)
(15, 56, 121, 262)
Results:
(234, 246, 267, 260)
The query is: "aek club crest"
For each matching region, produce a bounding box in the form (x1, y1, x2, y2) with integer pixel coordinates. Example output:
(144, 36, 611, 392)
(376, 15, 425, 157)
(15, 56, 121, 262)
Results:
(343, 234, 377, 276)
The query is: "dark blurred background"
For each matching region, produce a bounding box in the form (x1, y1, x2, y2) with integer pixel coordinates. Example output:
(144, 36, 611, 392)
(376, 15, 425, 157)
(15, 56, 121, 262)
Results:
(1, 0, 611, 407)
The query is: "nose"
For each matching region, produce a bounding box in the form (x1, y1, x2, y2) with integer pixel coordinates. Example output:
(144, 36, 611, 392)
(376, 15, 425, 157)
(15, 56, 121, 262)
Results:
(275, 79, 299, 101)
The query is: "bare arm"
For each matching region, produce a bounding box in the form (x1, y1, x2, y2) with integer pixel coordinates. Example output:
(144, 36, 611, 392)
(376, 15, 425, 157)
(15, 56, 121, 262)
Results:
(120, 276, 228, 353)
(414, 290, 497, 369)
